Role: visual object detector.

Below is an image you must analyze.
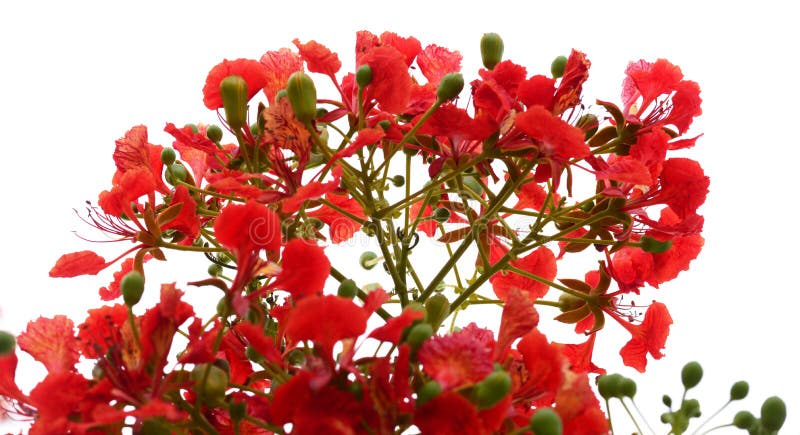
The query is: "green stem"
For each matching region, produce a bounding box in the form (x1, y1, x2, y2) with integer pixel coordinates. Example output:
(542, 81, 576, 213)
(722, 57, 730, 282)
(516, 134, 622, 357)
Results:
(620, 398, 645, 435)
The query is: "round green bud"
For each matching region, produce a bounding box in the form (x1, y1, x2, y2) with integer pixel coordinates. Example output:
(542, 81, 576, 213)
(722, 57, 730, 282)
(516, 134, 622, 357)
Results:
(732, 410, 756, 429)
(359, 251, 379, 270)
(597, 373, 624, 400)
(377, 119, 391, 131)
(551, 55, 568, 79)
(681, 361, 703, 390)
(480, 33, 504, 70)
(405, 322, 434, 349)
(286, 71, 317, 123)
(424, 293, 450, 330)
(356, 64, 373, 88)
(160, 147, 177, 166)
(206, 124, 223, 143)
(286, 348, 306, 366)
(619, 377, 637, 398)
(0, 331, 16, 355)
(530, 407, 563, 435)
(219, 75, 249, 130)
(208, 263, 223, 277)
(190, 363, 229, 404)
(760, 396, 787, 431)
(558, 293, 584, 312)
(437, 73, 465, 102)
(662, 394, 673, 408)
(391, 175, 405, 187)
(213, 358, 231, 376)
(216, 297, 231, 318)
(417, 380, 442, 406)
(121, 271, 145, 306)
(473, 370, 512, 409)
(337, 279, 359, 299)
(432, 207, 451, 223)
(730, 380, 749, 401)
(166, 163, 188, 185)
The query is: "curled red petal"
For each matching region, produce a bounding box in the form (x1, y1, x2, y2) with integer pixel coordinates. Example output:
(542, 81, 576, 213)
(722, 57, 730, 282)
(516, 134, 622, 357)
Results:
(490, 247, 557, 301)
(368, 307, 425, 344)
(416, 44, 462, 84)
(260, 48, 303, 104)
(596, 157, 652, 185)
(293, 38, 341, 76)
(619, 302, 673, 372)
(269, 239, 330, 300)
(17, 316, 79, 374)
(202, 58, 269, 110)
(359, 46, 412, 113)
(514, 105, 590, 161)
(495, 287, 540, 359)
(49, 250, 108, 278)
(284, 295, 368, 353)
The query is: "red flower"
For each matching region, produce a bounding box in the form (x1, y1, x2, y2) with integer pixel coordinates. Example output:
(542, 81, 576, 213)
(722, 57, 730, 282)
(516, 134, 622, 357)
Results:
(514, 105, 590, 161)
(418, 324, 495, 389)
(516, 329, 564, 405)
(495, 287, 540, 360)
(518, 75, 556, 110)
(552, 49, 591, 114)
(202, 58, 269, 110)
(554, 371, 610, 435)
(213, 200, 282, 257)
(646, 207, 705, 286)
(306, 192, 367, 244)
(416, 44, 462, 85)
(617, 301, 673, 372)
(359, 45, 413, 113)
(76, 304, 129, 359)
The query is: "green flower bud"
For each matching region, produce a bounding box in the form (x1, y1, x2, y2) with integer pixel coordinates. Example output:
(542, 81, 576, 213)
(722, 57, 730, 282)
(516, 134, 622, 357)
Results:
(437, 73, 465, 102)
(662, 394, 673, 408)
(473, 370, 511, 409)
(416, 380, 442, 406)
(530, 408, 563, 435)
(480, 33, 504, 70)
(730, 381, 749, 401)
(681, 361, 703, 390)
(424, 293, 450, 330)
(0, 331, 15, 355)
(391, 175, 405, 187)
(206, 124, 223, 143)
(165, 163, 188, 185)
(378, 119, 391, 131)
(160, 147, 177, 165)
(551, 55, 568, 79)
(337, 279, 359, 299)
(760, 396, 786, 432)
(405, 322, 433, 349)
(286, 71, 317, 123)
(359, 251, 380, 270)
(432, 207, 451, 223)
(208, 264, 223, 277)
(619, 377, 637, 398)
(356, 64, 373, 88)
(219, 75, 249, 130)
(121, 271, 145, 306)
(597, 373, 624, 400)
(733, 411, 756, 429)
(190, 363, 229, 404)
(286, 348, 306, 366)
(576, 113, 599, 141)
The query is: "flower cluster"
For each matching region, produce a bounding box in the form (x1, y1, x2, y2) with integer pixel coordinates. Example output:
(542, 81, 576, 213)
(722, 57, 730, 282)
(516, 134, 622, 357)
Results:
(1, 31, 710, 434)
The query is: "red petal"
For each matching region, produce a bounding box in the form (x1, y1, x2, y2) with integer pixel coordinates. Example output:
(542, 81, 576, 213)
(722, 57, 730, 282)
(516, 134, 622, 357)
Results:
(285, 295, 368, 353)
(234, 322, 282, 365)
(518, 74, 556, 109)
(214, 200, 282, 255)
(0, 353, 27, 402)
(490, 247, 557, 301)
(77, 304, 128, 359)
(514, 105, 590, 161)
(28, 371, 88, 421)
(260, 48, 303, 104)
(306, 193, 366, 244)
(160, 184, 200, 243)
(555, 372, 610, 434)
(49, 250, 108, 278)
(622, 58, 683, 112)
(281, 178, 339, 214)
(553, 50, 591, 114)
(517, 329, 564, 404)
(293, 38, 341, 76)
(416, 44, 462, 84)
(658, 157, 709, 219)
(557, 333, 605, 375)
(360, 46, 412, 113)
(99, 257, 135, 301)
(202, 58, 269, 110)
(620, 302, 673, 372)
(368, 307, 425, 344)
(414, 391, 481, 435)
(611, 246, 654, 290)
(269, 239, 330, 300)
(17, 316, 79, 373)
(378, 31, 422, 66)
(596, 157, 652, 185)
(495, 287, 539, 359)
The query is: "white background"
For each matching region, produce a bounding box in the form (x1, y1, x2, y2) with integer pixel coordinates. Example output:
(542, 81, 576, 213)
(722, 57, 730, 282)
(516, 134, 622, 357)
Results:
(1, 1, 798, 434)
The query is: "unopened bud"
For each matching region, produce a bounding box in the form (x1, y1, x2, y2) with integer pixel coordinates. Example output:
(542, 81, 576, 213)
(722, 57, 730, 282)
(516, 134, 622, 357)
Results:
(356, 64, 373, 88)
(760, 396, 786, 431)
(405, 322, 433, 349)
(191, 363, 229, 404)
(424, 293, 450, 330)
(681, 361, 703, 390)
(432, 207, 450, 223)
(219, 75, 249, 130)
(160, 147, 176, 165)
(0, 331, 15, 355)
(473, 370, 511, 409)
(206, 124, 223, 142)
(286, 71, 317, 123)
(530, 408, 563, 435)
(597, 373, 623, 400)
(551, 55, 567, 79)
(480, 33, 504, 70)
(337, 279, 359, 299)
(416, 380, 442, 406)
(733, 411, 756, 429)
(437, 73, 465, 102)
(359, 251, 380, 270)
(619, 377, 637, 398)
(391, 175, 405, 187)
(730, 381, 749, 401)
(121, 271, 145, 306)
